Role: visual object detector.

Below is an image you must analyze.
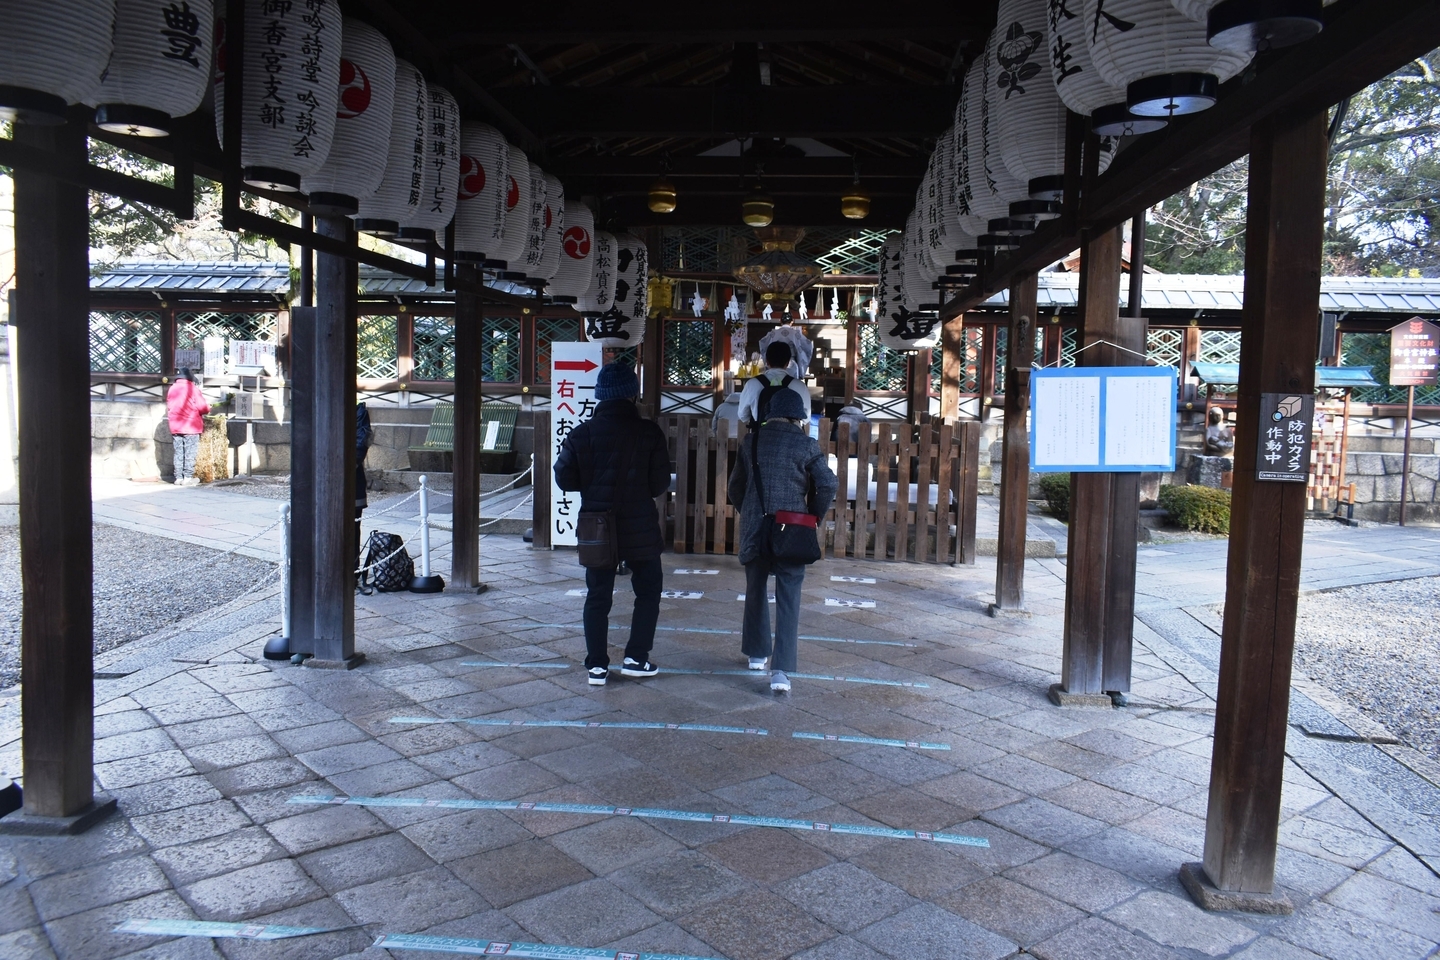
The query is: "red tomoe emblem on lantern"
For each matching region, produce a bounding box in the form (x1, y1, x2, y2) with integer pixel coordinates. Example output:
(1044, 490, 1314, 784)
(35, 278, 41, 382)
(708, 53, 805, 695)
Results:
(337, 60, 372, 118)
(458, 155, 485, 200)
(562, 226, 591, 259)
(544, 205, 553, 229)
(506, 176, 520, 209)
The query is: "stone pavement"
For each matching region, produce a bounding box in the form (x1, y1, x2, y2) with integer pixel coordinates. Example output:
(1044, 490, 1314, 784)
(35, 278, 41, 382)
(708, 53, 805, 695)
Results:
(3, 496, 1440, 959)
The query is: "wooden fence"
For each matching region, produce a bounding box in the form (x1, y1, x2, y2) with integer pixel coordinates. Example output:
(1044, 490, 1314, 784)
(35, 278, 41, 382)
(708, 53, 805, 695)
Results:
(531, 412, 981, 563)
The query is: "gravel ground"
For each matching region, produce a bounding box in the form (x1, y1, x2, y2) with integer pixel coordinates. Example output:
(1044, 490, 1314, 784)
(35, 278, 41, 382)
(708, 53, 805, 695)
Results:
(0, 524, 277, 690)
(208, 475, 292, 501)
(1294, 575, 1440, 763)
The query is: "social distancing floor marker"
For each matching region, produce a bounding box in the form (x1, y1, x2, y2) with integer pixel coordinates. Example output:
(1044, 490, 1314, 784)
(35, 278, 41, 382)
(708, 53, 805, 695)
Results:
(736, 593, 776, 602)
(288, 794, 988, 847)
(632, 666, 928, 688)
(115, 919, 346, 940)
(831, 575, 878, 584)
(523, 622, 916, 648)
(661, 591, 704, 599)
(826, 598, 876, 608)
(373, 933, 723, 959)
(461, 661, 570, 670)
(673, 569, 720, 575)
(793, 731, 950, 750)
(391, 716, 766, 736)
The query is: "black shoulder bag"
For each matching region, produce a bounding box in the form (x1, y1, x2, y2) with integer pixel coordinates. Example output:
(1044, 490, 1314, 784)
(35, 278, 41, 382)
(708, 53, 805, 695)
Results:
(576, 432, 640, 569)
(749, 430, 822, 565)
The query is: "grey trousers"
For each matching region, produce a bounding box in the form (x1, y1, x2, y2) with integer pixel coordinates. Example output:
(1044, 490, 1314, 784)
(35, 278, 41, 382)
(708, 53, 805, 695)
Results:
(172, 433, 200, 480)
(741, 556, 805, 673)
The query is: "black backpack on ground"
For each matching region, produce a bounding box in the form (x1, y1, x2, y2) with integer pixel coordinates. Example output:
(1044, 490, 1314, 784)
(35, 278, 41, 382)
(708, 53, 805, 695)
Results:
(360, 531, 414, 593)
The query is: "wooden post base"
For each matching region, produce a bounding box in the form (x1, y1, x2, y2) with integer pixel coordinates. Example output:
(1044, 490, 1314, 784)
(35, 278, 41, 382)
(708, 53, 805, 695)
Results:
(1180, 863, 1293, 915)
(303, 654, 367, 671)
(1047, 683, 1115, 709)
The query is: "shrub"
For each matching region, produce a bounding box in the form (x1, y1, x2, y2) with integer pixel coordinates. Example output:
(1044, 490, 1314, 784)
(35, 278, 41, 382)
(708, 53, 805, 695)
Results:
(1037, 473, 1072, 521)
(196, 414, 230, 483)
(1158, 483, 1231, 534)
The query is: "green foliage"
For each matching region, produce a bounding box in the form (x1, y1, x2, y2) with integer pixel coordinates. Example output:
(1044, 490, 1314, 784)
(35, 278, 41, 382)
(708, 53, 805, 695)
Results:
(1038, 473, 1071, 521)
(1158, 484, 1231, 535)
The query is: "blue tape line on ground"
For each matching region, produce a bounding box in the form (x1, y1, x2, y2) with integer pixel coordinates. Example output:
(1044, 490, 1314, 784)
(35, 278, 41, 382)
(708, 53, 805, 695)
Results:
(115, 919, 341, 940)
(374, 932, 722, 960)
(792, 731, 950, 750)
(288, 794, 988, 848)
(459, 661, 570, 669)
(390, 717, 767, 736)
(522, 623, 915, 647)
(631, 666, 928, 688)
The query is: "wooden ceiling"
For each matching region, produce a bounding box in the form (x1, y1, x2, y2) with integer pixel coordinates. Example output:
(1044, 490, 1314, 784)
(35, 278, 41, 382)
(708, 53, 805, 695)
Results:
(352, 1, 999, 227)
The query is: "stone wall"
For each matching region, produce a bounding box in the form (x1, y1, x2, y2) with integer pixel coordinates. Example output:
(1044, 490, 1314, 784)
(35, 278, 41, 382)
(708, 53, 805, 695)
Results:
(1340, 436, 1440, 524)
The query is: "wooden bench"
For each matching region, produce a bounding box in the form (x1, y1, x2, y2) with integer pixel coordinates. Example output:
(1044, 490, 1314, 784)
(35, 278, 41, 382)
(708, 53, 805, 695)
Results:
(407, 402, 520, 473)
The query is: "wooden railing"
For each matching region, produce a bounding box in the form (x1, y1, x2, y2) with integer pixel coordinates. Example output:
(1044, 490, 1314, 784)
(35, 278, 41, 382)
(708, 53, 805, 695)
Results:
(532, 412, 981, 563)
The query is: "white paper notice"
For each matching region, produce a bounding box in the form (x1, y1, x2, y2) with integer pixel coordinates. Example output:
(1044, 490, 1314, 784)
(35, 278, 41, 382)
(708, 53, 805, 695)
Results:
(1104, 375, 1174, 467)
(1034, 375, 1101, 467)
(550, 342, 604, 547)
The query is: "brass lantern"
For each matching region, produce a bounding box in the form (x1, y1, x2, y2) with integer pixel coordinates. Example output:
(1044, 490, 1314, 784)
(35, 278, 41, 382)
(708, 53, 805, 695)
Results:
(734, 226, 823, 302)
(840, 183, 870, 220)
(741, 184, 774, 228)
(648, 175, 677, 214)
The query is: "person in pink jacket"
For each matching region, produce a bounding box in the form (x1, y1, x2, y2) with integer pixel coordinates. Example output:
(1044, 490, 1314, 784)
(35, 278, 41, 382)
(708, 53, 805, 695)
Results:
(166, 369, 209, 486)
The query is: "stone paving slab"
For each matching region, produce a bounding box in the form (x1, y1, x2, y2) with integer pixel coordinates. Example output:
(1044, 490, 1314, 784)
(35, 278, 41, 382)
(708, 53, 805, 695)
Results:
(3, 502, 1440, 958)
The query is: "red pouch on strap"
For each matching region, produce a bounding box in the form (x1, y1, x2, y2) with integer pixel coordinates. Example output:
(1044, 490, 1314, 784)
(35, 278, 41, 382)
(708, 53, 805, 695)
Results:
(774, 511, 817, 528)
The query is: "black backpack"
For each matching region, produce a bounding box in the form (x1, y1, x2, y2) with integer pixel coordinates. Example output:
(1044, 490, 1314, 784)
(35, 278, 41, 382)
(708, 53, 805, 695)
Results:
(757, 374, 795, 423)
(360, 531, 414, 593)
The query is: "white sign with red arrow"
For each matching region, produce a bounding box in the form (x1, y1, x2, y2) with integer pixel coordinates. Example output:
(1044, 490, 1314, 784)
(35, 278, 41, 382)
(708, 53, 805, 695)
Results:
(550, 341, 605, 547)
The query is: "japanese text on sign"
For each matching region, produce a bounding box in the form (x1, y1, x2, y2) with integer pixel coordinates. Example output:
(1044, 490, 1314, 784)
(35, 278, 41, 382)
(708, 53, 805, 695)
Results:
(1255, 393, 1314, 483)
(1389, 317, 1440, 387)
(550, 342, 604, 547)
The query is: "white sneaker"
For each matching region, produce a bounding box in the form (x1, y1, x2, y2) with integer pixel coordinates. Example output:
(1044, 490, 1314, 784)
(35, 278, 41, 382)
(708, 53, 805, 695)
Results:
(770, 670, 791, 692)
(587, 667, 608, 686)
(747, 657, 767, 671)
(620, 657, 659, 678)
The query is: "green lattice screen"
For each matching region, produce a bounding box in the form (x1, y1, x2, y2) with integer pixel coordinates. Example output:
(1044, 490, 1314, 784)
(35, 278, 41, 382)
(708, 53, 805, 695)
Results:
(664, 320, 713, 387)
(357, 315, 398, 380)
(483, 316, 522, 383)
(90, 310, 162, 373)
(1060, 327, 1078, 367)
(605, 346, 638, 370)
(413, 316, 455, 380)
(1342, 332, 1440, 405)
(1147, 328, 1184, 368)
(1200, 330, 1242, 364)
(535, 316, 582, 384)
(175, 311, 276, 360)
(856, 323, 906, 391)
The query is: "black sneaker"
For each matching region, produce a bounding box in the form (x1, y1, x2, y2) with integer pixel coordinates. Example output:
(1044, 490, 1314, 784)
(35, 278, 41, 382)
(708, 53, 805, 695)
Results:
(620, 657, 659, 678)
(587, 667, 608, 686)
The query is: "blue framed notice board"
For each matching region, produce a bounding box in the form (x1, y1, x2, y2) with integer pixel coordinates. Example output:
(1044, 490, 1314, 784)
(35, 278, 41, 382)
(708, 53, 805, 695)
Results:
(1029, 367, 1177, 473)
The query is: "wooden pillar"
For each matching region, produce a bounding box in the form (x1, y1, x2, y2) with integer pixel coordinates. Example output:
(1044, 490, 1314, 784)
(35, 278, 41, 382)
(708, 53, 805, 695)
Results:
(13, 115, 112, 825)
(396, 305, 414, 387)
(640, 318, 663, 415)
(1190, 108, 1328, 910)
(289, 305, 316, 656)
(1057, 224, 1143, 700)
(309, 216, 359, 667)
(993, 273, 1037, 615)
(160, 307, 177, 376)
(452, 264, 484, 590)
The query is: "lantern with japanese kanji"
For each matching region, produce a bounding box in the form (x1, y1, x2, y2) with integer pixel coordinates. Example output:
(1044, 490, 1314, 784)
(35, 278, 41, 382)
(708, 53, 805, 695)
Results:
(945, 97, 990, 241)
(0, 0, 114, 123)
(609, 233, 649, 343)
(548, 202, 594, 301)
(1172, 0, 1326, 53)
(94, 0, 214, 137)
(993, 0, 1072, 201)
(883, 219, 942, 352)
(1047, 0, 1164, 136)
(519, 162, 548, 275)
(534, 173, 566, 282)
(964, 47, 1027, 227)
(355, 59, 426, 236)
(453, 122, 510, 262)
(875, 236, 905, 330)
(213, 0, 343, 192)
(397, 84, 459, 244)
(489, 144, 531, 270)
(1085, 0, 1254, 118)
(301, 18, 394, 215)
(579, 231, 620, 339)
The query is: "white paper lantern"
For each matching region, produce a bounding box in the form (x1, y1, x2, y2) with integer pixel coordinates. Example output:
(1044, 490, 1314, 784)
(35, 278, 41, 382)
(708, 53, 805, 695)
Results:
(612, 232, 649, 339)
(93, 0, 213, 136)
(1047, 0, 1168, 136)
(534, 174, 565, 281)
(924, 128, 966, 273)
(453, 122, 510, 261)
(354, 59, 425, 236)
(945, 98, 990, 241)
(0, 0, 114, 123)
(883, 217, 942, 352)
(213, 0, 343, 191)
(875, 236, 905, 329)
(1172, 0, 1326, 53)
(488, 144, 531, 269)
(578, 231, 617, 315)
(397, 84, 459, 243)
(301, 18, 395, 215)
(585, 232, 647, 348)
(992, 0, 1071, 201)
(966, 46, 1028, 226)
(548, 202, 594, 300)
(1085, 0, 1253, 117)
(519, 163, 548, 275)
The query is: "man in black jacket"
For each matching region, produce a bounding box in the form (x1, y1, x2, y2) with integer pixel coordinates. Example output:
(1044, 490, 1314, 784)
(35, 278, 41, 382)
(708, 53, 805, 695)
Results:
(554, 362, 673, 685)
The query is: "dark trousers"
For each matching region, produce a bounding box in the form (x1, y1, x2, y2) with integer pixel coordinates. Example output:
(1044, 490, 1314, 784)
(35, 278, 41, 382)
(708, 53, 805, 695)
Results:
(742, 556, 805, 673)
(583, 554, 662, 669)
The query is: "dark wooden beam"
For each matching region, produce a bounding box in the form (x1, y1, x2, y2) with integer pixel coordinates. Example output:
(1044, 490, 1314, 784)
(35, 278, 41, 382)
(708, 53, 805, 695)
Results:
(489, 86, 955, 138)
(549, 156, 926, 180)
(992, 272, 1037, 616)
(451, 265, 484, 591)
(1197, 108, 1329, 906)
(429, 2, 993, 45)
(942, 0, 1440, 320)
(14, 116, 105, 823)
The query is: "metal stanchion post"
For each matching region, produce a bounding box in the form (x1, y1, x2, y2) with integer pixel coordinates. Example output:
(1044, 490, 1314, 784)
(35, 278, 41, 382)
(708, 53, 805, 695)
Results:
(410, 474, 445, 593)
(264, 503, 292, 659)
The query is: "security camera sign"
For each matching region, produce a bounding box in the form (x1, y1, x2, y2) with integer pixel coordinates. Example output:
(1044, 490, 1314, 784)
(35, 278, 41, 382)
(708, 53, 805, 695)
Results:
(1256, 393, 1315, 482)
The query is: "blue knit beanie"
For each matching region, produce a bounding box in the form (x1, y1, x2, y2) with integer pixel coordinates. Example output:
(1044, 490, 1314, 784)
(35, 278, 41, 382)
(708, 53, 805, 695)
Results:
(594, 361, 640, 401)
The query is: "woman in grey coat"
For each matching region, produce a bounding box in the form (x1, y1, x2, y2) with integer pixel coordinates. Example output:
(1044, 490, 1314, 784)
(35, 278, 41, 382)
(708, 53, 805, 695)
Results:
(727, 388, 838, 692)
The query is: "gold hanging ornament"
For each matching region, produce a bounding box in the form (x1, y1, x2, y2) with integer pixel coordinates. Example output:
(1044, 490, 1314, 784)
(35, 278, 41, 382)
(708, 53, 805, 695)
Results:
(647, 176, 677, 214)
